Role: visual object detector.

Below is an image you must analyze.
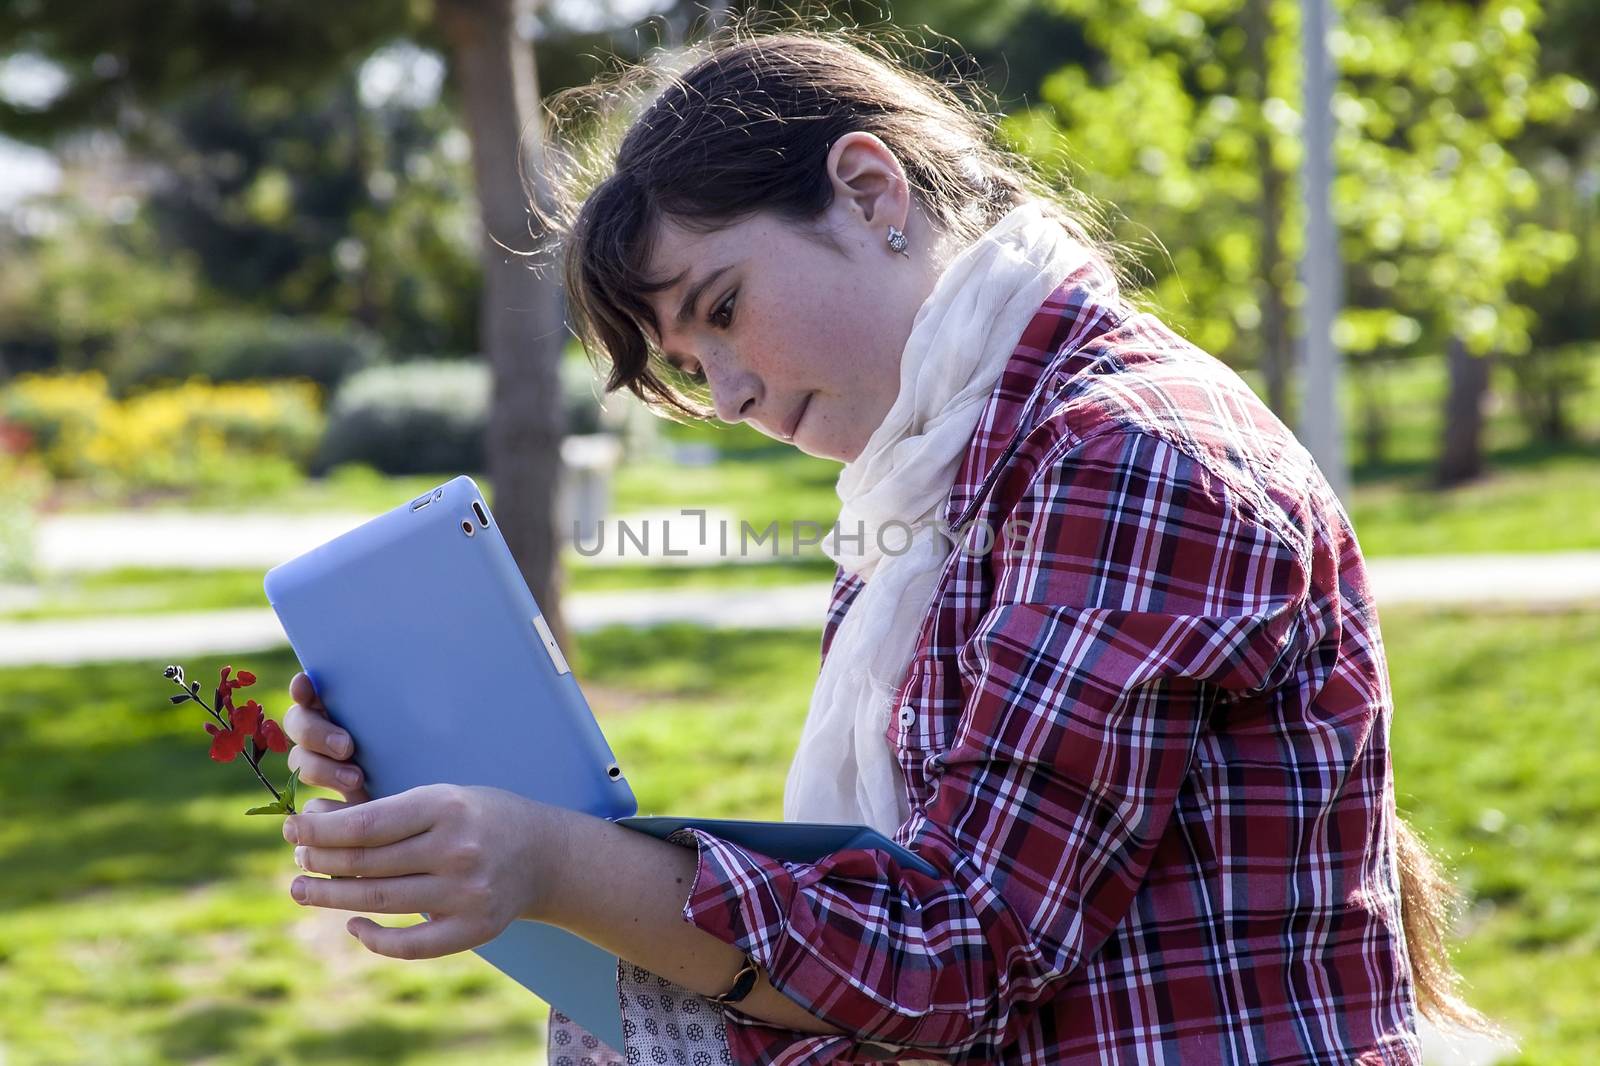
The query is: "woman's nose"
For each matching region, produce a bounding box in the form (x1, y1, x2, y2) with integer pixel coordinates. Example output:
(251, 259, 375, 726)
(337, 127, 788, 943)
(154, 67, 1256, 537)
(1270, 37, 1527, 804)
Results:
(705, 363, 759, 424)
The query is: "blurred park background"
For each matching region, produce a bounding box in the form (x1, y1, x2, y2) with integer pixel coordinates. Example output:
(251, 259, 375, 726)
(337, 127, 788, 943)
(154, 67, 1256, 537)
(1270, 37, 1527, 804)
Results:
(1, 0, 1597, 1063)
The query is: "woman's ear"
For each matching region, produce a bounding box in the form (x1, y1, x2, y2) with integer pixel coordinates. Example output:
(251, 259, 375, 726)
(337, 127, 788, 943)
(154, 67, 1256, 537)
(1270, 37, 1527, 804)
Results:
(824, 131, 910, 235)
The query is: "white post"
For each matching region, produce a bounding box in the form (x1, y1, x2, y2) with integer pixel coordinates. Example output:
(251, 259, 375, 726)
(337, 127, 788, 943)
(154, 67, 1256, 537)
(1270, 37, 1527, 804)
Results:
(1299, 0, 1350, 499)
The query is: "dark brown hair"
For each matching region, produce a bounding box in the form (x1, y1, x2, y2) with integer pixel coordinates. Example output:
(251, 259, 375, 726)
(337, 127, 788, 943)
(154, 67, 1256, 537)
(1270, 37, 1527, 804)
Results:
(541, 24, 1117, 421)
(541, 22, 1495, 1039)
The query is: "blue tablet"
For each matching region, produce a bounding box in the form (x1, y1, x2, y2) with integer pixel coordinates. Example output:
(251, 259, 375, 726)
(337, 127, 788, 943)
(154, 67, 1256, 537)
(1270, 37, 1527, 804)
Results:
(264, 474, 936, 1050)
(264, 474, 636, 820)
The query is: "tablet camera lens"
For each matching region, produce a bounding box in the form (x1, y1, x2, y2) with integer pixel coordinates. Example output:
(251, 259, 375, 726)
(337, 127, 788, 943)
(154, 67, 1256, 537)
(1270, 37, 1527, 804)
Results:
(461, 519, 475, 537)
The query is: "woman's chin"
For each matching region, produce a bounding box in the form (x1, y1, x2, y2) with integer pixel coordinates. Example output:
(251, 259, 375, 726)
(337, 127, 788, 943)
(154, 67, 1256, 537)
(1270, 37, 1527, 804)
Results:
(805, 434, 863, 464)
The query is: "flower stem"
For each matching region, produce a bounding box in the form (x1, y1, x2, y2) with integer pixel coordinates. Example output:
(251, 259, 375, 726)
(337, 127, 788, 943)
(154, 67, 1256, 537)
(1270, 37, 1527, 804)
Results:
(173, 676, 292, 812)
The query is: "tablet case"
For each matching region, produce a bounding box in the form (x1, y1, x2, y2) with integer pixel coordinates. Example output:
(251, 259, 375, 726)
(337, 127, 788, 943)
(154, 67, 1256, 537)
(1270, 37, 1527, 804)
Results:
(263, 475, 934, 1051)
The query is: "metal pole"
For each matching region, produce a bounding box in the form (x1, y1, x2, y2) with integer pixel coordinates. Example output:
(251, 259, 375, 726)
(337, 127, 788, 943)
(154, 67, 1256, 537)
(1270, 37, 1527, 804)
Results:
(1299, 0, 1349, 499)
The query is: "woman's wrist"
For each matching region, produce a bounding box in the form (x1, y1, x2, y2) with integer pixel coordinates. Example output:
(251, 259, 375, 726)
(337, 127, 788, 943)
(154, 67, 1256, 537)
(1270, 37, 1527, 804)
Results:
(517, 798, 580, 924)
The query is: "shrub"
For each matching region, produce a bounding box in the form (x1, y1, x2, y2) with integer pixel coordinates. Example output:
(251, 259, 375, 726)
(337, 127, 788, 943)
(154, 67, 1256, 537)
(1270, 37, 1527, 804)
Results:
(0, 370, 117, 473)
(107, 314, 385, 396)
(314, 361, 489, 475)
(0, 371, 323, 493)
(315, 358, 628, 475)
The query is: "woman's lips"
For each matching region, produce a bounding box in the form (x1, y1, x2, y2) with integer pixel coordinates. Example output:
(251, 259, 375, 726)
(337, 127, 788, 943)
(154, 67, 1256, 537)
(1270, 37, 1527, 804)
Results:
(782, 392, 813, 442)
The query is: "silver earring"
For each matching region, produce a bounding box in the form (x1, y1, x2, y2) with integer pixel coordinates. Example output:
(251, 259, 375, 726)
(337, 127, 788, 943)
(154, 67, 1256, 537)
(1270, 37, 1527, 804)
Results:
(886, 224, 910, 257)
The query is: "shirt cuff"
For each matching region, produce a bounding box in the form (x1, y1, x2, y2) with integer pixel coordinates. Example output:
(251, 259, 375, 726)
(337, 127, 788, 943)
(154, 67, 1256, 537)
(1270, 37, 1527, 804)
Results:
(664, 827, 937, 1066)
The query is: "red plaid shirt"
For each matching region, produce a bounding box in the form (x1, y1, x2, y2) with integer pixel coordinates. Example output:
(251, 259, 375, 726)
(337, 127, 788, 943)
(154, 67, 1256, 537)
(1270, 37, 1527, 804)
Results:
(665, 260, 1423, 1065)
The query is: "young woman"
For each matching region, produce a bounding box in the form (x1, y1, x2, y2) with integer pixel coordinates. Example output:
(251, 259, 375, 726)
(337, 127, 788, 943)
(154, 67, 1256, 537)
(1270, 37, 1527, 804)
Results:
(279, 28, 1492, 1066)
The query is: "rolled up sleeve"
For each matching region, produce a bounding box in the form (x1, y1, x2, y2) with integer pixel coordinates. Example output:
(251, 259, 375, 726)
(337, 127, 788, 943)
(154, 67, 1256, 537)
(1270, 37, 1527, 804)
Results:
(668, 427, 1309, 1065)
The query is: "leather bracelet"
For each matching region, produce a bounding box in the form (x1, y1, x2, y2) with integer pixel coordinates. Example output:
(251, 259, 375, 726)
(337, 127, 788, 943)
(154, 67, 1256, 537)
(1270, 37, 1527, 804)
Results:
(707, 953, 761, 1006)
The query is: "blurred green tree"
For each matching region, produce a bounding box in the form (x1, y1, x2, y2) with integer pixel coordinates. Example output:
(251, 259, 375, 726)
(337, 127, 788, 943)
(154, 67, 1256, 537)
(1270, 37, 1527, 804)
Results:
(1003, 0, 1592, 484)
(137, 71, 481, 355)
(1334, 0, 1587, 484)
(1501, 0, 1600, 446)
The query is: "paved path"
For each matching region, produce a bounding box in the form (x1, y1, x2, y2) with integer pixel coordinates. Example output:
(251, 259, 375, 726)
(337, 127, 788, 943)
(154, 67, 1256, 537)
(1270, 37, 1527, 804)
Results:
(1366, 551, 1600, 608)
(0, 584, 836, 667)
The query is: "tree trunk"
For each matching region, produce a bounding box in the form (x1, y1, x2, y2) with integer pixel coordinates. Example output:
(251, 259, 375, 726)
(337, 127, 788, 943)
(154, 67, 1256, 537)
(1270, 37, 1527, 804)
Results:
(1355, 359, 1389, 470)
(1509, 348, 1570, 445)
(1244, 0, 1292, 419)
(1435, 336, 1491, 487)
(436, 0, 571, 651)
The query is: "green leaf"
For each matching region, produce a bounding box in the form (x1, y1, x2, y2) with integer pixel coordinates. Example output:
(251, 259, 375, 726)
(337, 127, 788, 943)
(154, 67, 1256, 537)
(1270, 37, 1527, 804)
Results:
(245, 802, 288, 816)
(169, 693, 193, 705)
(285, 767, 302, 809)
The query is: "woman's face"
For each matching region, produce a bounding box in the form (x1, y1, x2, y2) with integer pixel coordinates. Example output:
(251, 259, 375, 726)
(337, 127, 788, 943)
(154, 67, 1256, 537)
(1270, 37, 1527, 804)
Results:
(637, 133, 948, 462)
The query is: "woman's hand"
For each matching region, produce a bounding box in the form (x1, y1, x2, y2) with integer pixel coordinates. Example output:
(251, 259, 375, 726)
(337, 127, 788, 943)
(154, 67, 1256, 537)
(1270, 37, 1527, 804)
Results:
(283, 782, 568, 959)
(283, 671, 369, 804)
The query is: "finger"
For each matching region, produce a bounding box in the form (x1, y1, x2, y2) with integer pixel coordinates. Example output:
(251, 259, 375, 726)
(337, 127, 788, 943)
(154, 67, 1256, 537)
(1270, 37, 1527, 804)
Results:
(294, 828, 445, 879)
(347, 913, 484, 961)
(285, 788, 433, 848)
(291, 871, 443, 916)
(286, 745, 366, 796)
(289, 671, 325, 711)
(301, 797, 361, 815)
(283, 701, 353, 760)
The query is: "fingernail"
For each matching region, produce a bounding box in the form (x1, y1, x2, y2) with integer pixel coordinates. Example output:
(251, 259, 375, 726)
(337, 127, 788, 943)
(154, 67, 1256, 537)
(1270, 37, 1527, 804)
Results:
(291, 878, 308, 903)
(283, 817, 299, 843)
(331, 733, 351, 757)
(294, 846, 308, 870)
(339, 767, 361, 788)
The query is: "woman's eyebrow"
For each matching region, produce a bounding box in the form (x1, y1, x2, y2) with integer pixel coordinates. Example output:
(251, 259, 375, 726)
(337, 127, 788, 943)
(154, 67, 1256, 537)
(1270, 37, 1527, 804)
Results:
(675, 264, 734, 326)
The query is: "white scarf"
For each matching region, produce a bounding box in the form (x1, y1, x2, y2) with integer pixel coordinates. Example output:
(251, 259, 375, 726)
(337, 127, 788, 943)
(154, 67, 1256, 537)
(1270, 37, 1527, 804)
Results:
(783, 201, 1092, 835)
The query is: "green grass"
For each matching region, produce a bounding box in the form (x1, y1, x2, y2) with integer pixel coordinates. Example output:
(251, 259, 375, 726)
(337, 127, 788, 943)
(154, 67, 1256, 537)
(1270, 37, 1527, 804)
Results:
(1384, 608, 1600, 1064)
(0, 609, 1596, 1062)
(1348, 450, 1600, 556)
(0, 568, 274, 622)
(1329, 353, 1600, 555)
(0, 628, 825, 1065)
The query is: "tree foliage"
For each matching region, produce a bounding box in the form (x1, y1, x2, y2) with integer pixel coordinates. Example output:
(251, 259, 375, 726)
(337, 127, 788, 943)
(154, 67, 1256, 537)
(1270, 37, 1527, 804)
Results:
(1003, 0, 1594, 423)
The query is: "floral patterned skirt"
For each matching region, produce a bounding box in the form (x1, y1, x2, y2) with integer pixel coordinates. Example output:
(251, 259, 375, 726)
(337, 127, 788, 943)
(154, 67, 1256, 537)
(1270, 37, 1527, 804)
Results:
(546, 961, 734, 1066)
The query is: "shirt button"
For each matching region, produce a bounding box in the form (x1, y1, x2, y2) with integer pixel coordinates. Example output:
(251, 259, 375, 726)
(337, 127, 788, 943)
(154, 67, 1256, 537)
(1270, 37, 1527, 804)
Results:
(897, 704, 915, 727)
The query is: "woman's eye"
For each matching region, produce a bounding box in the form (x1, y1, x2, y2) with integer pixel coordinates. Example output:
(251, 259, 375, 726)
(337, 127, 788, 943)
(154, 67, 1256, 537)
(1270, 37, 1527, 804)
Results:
(708, 290, 736, 330)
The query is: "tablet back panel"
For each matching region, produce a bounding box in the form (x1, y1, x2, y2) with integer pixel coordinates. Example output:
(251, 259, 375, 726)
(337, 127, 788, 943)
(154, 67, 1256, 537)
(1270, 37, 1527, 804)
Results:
(263, 475, 637, 820)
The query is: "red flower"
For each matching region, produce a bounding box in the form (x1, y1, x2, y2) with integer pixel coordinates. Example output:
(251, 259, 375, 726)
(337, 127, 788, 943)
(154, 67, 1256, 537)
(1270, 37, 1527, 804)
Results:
(165, 661, 298, 817)
(214, 665, 259, 718)
(256, 716, 290, 754)
(203, 698, 287, 761)
(204, 718, 248, 763)
(232, 698, 263, 736)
